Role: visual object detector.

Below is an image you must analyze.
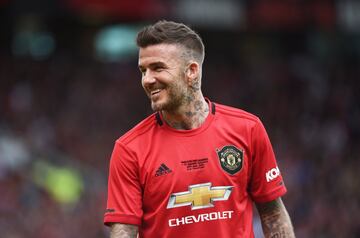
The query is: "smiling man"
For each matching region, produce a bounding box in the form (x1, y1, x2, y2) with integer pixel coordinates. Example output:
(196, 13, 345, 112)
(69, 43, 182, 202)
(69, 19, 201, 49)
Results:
(104, 20, 295, 238)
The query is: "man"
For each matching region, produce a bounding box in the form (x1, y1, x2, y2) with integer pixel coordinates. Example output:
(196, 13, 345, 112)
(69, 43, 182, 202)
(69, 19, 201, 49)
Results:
(104, 20, 295, 238)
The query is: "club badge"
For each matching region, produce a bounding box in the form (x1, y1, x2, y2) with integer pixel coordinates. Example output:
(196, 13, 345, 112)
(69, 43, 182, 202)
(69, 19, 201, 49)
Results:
(216, 145, 243, 175)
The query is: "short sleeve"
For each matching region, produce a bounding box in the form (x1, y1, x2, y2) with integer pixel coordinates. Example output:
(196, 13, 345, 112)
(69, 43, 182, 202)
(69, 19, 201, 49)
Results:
(249, 119, 287, 203)
(104, 141, 143, 226)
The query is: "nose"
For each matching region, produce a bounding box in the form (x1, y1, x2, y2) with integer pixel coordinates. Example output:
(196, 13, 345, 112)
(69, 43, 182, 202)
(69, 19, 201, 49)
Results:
(142, 70, 156, 86)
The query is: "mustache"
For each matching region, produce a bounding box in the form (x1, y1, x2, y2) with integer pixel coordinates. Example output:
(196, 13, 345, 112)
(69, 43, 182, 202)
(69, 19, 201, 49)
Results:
(145, 84, 165, 92)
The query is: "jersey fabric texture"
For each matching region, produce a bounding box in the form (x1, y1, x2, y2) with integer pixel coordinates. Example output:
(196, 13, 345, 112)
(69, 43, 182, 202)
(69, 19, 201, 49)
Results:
(104, 100, 287, 238)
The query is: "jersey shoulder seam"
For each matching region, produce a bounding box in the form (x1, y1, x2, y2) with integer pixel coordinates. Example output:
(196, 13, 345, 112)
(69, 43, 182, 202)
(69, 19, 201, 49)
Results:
(215, 103, 260, 123)
(116, 113, 157, 145)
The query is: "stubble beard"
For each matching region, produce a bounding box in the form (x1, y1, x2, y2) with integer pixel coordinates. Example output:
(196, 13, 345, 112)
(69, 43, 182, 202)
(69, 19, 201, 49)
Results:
(150, 80, 188, 113)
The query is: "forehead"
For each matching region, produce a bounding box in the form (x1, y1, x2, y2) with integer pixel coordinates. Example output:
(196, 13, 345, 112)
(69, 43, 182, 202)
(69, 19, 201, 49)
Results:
(138, 44, 184, 67)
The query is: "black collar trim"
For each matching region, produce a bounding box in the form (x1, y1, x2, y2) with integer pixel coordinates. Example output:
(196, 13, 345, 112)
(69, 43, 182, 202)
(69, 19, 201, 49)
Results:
(155, 112, 163, 126)
(211, 102, 216, 115)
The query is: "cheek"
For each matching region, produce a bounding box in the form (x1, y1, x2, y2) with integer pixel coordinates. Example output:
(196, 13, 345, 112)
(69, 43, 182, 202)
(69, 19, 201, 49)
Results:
(169, 80, 187, 98)
(141, 80, 146, 90)
(141, 80, 150, 95)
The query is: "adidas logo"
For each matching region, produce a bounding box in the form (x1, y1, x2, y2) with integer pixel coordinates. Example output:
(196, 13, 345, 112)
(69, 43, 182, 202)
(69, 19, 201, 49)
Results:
(155, 163, 172, 177)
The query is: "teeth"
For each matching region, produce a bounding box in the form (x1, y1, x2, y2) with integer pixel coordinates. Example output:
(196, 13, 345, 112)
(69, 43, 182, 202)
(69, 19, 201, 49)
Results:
(151, 89, 161, 95)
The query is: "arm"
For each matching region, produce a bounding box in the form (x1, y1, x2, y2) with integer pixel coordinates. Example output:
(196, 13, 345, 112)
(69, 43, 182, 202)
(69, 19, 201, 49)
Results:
(110, 223, 138, 238)
(256, 198, 295, 238)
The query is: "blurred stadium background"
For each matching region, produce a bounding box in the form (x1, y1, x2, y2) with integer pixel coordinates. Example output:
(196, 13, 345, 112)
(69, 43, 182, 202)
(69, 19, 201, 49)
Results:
(0, 0, 359, 237)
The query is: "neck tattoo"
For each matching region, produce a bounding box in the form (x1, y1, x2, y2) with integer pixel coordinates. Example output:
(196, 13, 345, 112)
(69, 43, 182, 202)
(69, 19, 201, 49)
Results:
(164, 99, 209, 130)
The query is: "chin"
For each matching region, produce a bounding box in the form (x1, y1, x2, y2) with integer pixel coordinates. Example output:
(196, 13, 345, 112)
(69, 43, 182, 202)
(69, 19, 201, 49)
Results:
(150, 101, 164, 112)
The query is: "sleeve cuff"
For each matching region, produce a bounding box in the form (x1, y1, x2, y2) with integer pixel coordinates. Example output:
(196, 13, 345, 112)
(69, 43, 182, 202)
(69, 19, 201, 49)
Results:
(251, 186, 287, 204)
(104, 213, 141, 226)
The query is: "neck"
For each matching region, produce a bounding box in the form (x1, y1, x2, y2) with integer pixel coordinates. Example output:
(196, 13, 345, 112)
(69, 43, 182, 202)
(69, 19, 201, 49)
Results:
(161, 94, 209, 130)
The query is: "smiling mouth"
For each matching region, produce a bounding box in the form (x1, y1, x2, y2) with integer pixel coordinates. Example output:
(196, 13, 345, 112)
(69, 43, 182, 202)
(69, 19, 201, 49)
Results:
(151, 89, 161, 96)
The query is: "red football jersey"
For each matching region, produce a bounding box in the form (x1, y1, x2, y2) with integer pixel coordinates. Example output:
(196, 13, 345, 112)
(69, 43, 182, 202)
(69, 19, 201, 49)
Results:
(104, 100, 286, 237)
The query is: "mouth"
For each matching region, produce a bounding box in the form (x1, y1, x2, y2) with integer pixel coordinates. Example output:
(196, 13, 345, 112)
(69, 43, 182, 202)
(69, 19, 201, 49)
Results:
(150, 89, 162, 96)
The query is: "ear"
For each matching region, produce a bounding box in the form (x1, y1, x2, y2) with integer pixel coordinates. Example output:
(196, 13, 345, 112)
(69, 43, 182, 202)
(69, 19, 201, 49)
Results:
(185, 61, 200, 83)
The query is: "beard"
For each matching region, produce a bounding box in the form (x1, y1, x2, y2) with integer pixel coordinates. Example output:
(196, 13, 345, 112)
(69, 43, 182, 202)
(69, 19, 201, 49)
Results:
(146, 72, 191, 113)
(149, 80, 188, 112)
(145, 68, 189, 112)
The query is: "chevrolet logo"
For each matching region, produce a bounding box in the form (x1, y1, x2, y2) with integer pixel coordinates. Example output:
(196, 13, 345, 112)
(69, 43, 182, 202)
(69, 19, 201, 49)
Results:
(167, 182, 233, 210)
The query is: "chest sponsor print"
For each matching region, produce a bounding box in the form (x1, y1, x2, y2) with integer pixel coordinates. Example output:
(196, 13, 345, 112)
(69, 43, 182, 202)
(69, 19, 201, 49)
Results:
(167, 182, 233, 210)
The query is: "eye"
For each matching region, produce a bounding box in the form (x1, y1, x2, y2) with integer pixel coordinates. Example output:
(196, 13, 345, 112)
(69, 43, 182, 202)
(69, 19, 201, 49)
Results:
(154, 66, 163, 72)
(139, 68, 146, 76)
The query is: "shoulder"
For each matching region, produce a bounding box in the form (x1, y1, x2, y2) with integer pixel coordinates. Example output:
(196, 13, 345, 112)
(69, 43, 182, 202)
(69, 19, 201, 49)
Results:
(116, 113, 158, 146)
(214, 102, 260, 125)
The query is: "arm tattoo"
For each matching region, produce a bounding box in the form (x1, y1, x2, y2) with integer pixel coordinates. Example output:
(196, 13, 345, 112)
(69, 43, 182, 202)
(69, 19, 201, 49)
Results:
(110, 223, 138, 238)
(256, 198, 295, 238)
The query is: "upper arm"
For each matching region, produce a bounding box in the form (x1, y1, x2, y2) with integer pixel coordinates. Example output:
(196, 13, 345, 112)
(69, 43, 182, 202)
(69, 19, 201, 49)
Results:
(104, 142, 143, 226)
(249, 120, 287, 203)
(110, 223, 138, 238)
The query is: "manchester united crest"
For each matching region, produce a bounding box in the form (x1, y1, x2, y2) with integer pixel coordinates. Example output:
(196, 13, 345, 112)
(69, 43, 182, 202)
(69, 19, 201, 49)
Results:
(216, 145, 243, 175)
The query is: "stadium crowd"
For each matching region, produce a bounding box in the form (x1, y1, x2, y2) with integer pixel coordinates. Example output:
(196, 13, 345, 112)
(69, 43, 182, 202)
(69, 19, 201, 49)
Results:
(0, 30, 359, 237)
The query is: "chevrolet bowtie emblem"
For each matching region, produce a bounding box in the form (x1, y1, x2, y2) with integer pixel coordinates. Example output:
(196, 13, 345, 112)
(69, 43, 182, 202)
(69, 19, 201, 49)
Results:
(167, 182, 233, 210)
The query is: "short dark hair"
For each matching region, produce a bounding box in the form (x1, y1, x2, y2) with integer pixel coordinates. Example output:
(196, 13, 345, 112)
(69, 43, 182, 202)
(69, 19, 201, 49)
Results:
(136, 20, 205, 63)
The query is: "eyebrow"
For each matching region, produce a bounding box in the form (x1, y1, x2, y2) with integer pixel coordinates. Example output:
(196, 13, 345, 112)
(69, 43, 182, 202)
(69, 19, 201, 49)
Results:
(138, 61, 167, 70)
